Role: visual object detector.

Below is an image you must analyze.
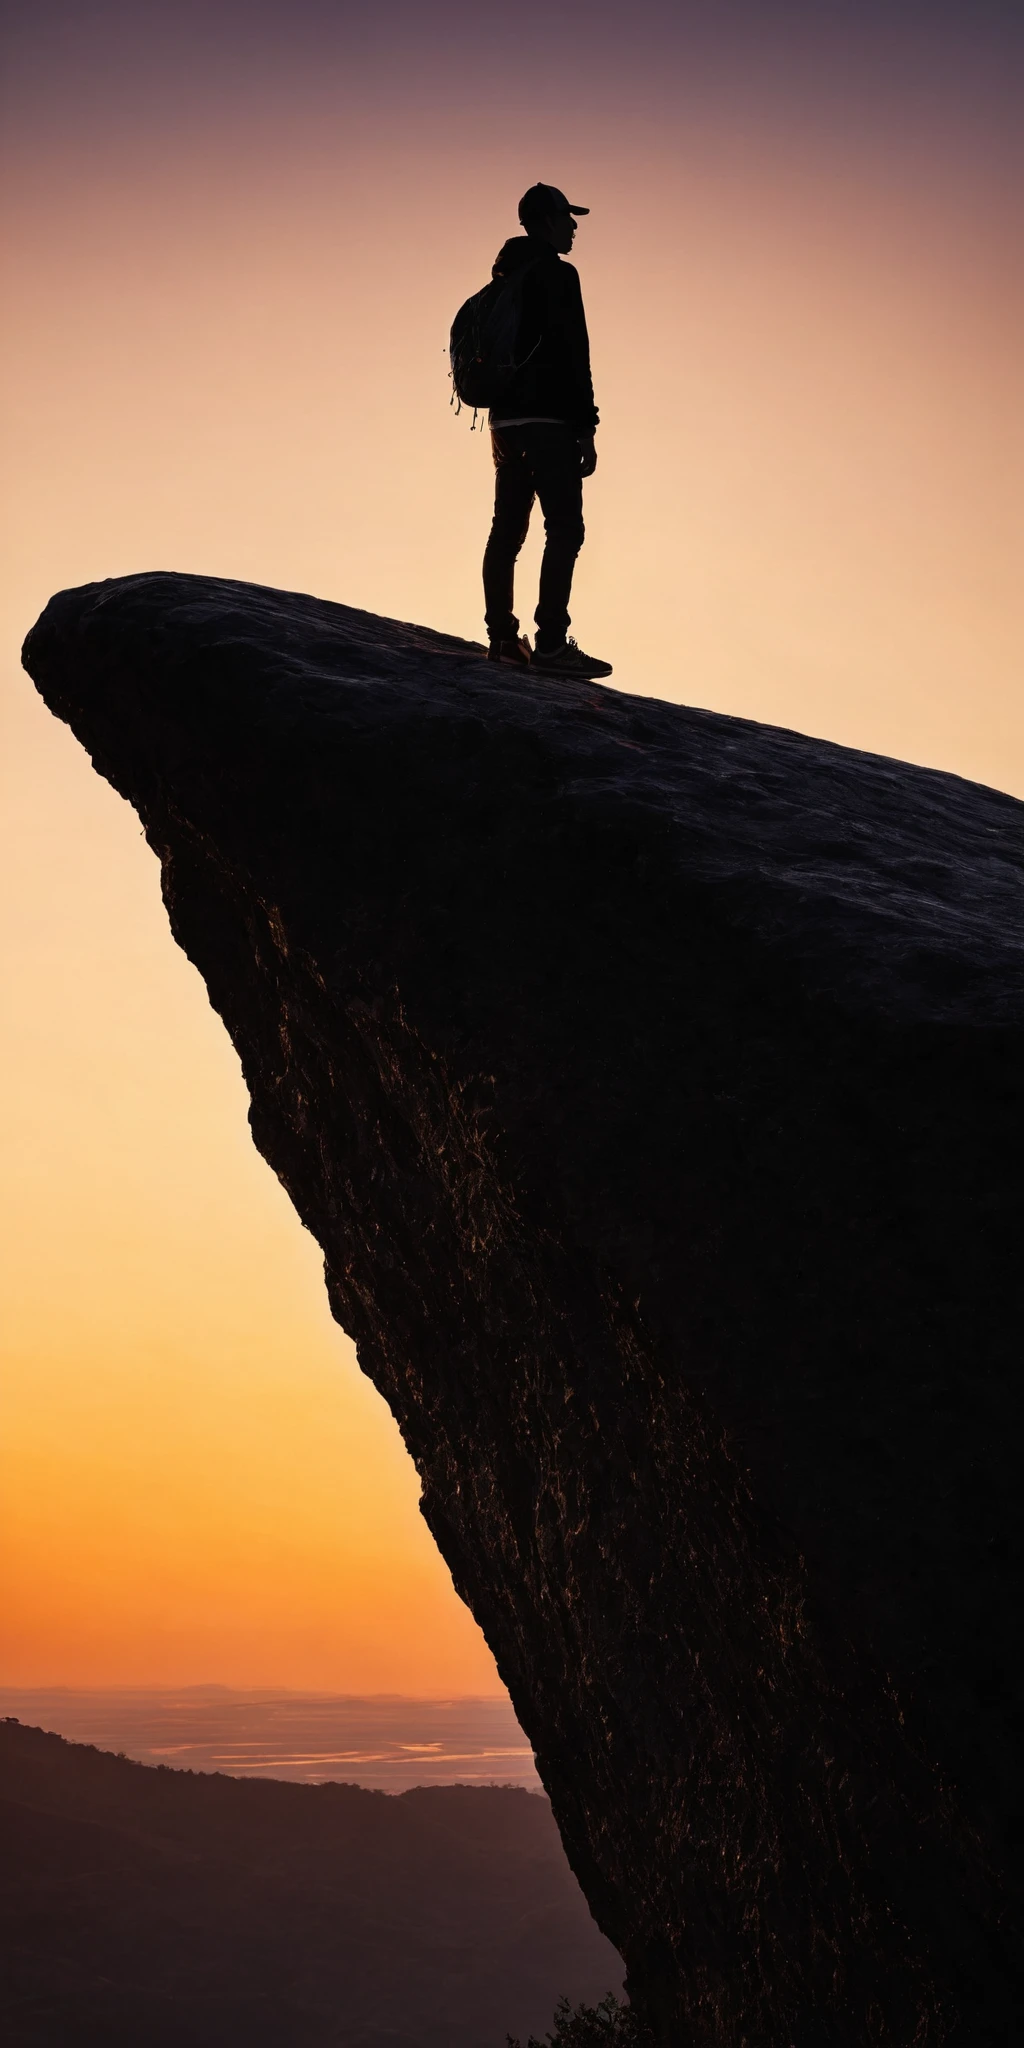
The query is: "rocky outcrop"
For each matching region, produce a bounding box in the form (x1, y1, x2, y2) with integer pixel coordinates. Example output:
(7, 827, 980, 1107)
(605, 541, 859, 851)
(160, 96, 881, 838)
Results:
(24, 573, 1024, 2045)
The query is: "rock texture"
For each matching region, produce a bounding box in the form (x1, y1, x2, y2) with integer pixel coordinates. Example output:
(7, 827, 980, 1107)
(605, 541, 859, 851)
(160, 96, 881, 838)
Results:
(24, 572, 1024, 2045)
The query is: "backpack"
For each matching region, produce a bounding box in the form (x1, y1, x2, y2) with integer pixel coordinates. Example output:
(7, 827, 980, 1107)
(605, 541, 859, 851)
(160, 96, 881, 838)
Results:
(449, 258, 544, 413)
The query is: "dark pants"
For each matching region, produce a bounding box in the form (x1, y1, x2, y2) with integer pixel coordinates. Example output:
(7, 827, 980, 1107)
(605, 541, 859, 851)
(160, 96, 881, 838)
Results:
(483, 424, 585, 651)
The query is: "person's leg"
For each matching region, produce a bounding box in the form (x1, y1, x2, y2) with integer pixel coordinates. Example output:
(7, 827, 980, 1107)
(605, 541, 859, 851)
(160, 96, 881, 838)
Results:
(525, 427, 585, 654)
(483, 430, 535, 645)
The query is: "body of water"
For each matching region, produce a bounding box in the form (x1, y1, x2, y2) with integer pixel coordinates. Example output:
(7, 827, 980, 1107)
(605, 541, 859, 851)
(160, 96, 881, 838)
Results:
(0, 1688, 541, 1793)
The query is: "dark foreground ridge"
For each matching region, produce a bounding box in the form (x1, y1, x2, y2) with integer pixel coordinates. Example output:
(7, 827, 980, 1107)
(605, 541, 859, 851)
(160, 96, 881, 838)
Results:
(0, 1718, 619, 2046)
(24, 573, 1024, 2044)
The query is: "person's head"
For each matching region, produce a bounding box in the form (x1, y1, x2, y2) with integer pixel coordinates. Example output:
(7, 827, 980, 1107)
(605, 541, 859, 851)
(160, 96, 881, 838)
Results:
(518, 183, 589, 255)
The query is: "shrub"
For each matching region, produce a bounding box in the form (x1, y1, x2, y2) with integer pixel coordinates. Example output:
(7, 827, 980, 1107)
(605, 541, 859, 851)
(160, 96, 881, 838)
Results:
(507, 1992, 647, 2047)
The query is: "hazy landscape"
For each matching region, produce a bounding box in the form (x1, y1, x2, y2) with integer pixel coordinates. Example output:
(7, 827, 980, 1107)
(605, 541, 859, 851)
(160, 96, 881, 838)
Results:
(1, 1716, 621, 2047)
(0, 1689, 541, 1793)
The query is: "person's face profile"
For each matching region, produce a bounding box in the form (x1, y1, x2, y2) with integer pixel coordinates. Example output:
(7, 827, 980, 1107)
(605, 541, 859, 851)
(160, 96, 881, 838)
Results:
(548, 210, 577, 254)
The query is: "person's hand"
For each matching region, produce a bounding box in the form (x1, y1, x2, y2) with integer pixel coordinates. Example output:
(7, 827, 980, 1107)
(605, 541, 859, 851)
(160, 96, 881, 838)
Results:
(578, 435, 598, 478)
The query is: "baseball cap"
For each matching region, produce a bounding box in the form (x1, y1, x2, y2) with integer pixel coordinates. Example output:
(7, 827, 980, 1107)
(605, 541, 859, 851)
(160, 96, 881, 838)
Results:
(518, 183, 590, 225)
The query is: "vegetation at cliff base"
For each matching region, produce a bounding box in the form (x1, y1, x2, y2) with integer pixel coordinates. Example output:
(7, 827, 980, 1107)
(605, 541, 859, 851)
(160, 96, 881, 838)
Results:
(508, 1992, 646, 2047)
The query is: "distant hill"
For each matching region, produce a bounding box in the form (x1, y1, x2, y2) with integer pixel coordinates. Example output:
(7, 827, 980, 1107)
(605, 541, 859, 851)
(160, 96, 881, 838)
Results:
(0, 1718, 622, 2046)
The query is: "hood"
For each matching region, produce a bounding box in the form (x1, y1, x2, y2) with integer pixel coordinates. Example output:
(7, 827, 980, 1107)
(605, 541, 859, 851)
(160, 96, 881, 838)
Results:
(491, 235, 557, 280)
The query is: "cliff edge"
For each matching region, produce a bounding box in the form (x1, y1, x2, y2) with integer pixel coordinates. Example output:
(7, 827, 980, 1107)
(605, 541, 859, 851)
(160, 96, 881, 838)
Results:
(24, 573, 1024, 2043)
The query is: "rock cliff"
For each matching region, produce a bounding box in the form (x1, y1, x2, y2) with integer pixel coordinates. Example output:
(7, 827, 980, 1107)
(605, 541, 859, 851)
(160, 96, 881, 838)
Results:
(24, 573, 1024, 2044)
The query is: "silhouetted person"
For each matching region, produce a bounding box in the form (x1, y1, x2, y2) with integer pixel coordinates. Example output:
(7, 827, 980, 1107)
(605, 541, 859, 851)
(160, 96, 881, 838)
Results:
(484, 184, 612, 680)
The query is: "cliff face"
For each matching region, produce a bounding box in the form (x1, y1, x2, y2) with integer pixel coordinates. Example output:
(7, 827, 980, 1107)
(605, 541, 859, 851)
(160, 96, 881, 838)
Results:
(24, 572, 1024, 2044)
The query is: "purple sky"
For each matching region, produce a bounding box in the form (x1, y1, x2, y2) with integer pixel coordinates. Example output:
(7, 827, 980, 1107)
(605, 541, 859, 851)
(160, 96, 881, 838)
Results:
(4, 1, 1022, 131)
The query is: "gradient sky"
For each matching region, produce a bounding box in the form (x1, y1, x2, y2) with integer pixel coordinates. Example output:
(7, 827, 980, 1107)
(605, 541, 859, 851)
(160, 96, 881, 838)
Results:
(2, 0, 1022, 1690)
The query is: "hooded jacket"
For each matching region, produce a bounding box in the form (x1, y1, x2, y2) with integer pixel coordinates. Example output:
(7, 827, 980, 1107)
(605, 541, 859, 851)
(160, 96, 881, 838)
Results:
(488, 236, 599, 437)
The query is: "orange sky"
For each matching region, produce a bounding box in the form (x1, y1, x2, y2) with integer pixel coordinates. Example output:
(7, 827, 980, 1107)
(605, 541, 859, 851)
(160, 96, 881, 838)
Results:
(2, 19, 1022, 1689)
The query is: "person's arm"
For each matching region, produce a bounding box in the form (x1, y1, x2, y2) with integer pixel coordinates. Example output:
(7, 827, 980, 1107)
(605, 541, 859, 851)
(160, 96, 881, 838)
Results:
(557, 263, 599, 441)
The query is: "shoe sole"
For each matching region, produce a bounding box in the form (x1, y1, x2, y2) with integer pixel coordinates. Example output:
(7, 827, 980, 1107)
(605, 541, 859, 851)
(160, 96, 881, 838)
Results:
(532, 660, 613, 681)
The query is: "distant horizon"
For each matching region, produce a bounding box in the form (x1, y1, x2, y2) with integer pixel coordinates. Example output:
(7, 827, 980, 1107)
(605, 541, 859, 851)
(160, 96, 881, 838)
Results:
(1, 1682, 511, 1700)
(0, 1688, 541, 1793)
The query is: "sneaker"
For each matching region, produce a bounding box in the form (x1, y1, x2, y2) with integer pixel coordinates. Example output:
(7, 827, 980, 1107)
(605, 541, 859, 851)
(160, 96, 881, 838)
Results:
(487, 634, 532, 667)
(531, 637, 613, 680)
